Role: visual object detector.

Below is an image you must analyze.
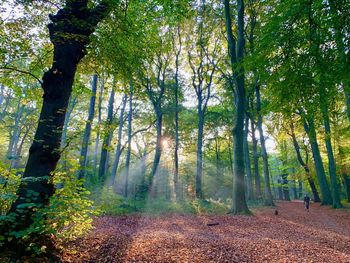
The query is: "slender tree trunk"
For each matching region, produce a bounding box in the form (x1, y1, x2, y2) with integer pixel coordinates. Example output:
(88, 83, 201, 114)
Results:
(0, 93, 11, 120)
(124, 84, 133, 197)
(255, 85, 273, 205)
(290, 124, 321, 202)
(250, 119, 261, 199)
(93, 79, 104, 173)
(277, 179, 283, 199)
(99, 88, 115, 180)
(110, 94, 127, 184)
(196, 110, 204, 198)
(281, 173, 290, 201)
(7, 101, 24, 161)
(151, 111, 163, 181)
(227, 140, 234, 176)
(174, 30, 181, 200)
(321, 104, 342, 208)
(303, 116, 333, 205)
(243, 115, 253, 200)
(3, 1, 108, 238)
(344, 175, 350, 203)
(224, 0, 249, 214)
(215, 130, 221, 177)
(78, 75, 98, 179)
(12, 124, 31, 169)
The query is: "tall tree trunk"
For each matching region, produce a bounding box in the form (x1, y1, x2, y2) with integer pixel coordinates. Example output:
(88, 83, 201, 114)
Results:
(196, 110, 204, 198)
(289, 123, 321, 202)
(99, 88, 115, 180)
(303, 116, 333, 205)
(12, 123, 31, 169)
(78, 74, 98, 179)
(215, 129, 221, 177)
(174, 27, 181, 200)
(3, 0, 108, 238)
(255, 85, 273, 205)
(243, 115, 253, 200)
(321, 104, 342, 208)
(110, 93, 127, 184)
(250, 119, 261, 199)
(224, 0, 249, 214)
(344, 175, 350, 203)
(281, 173, 290, 201)
(151, 111, 163, 182)
(93, 79, 104, 173)
(124, 83, 133, 197)
(7, 101, 24, 162)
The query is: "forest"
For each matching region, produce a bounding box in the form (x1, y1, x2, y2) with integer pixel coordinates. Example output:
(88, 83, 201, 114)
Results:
(0, 0, 350, 262)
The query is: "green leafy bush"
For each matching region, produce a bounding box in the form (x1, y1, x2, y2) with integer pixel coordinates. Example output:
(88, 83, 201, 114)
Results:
(0, 170, 98, 253)
(0, 163, 21, 215)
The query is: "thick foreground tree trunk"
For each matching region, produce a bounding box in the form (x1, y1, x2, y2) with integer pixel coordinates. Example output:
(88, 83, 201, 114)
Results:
(224, 0, 249, 214)
(3, 0, 108, 238)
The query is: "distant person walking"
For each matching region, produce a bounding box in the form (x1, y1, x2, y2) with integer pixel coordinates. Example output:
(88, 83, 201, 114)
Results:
(304, 195, 310, 212)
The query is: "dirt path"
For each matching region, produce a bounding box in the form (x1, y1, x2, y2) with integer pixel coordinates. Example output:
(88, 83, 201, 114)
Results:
(62, 201, 350, 263)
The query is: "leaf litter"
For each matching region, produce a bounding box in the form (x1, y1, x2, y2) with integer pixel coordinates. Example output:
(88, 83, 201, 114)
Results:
(61, 201, 350, 263)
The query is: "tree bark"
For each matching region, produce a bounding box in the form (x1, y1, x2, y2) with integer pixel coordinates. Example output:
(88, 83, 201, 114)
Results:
(124, 83, 133, 197)
(321, 104, 342, 208)
(173, 26, 181, 201)
(224, 0, 249, 214)
(196, 110, 204, 198)
(110, 93, 127, 184)
(61, 94, 77, 150)
(303, 116, 333, 205)
(281, 173, 290, 201)
(78, 74, 98, 179)
(250, 118, 261, 199)
(93, 79, 104, 173)
(99, 88, 115, 180)
(243, 115, 253, 200)
(289, 123, 321, 202)
(4, 0, 108, 236)
(7, 100, 24, 162)
(151, 111, 163, 182)
(344, 175, 350, 203)
(255, 85, 273, 206)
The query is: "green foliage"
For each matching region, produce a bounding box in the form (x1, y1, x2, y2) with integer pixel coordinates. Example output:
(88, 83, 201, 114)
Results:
(0, 171, 98, 252)
(93, 185, 230, 215)
(0, 163, 21, 215)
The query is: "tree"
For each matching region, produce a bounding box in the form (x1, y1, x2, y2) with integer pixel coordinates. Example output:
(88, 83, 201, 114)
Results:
(79, 74, 98, 179)
(224, 0, 250, 214)
(2, 0, 110, 239)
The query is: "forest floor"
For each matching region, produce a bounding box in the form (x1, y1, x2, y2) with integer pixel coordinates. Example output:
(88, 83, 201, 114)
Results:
(61, 201, 350, 263)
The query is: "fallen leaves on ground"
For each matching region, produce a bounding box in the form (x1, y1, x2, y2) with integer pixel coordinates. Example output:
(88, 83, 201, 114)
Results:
(61, 201, 350, 263)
